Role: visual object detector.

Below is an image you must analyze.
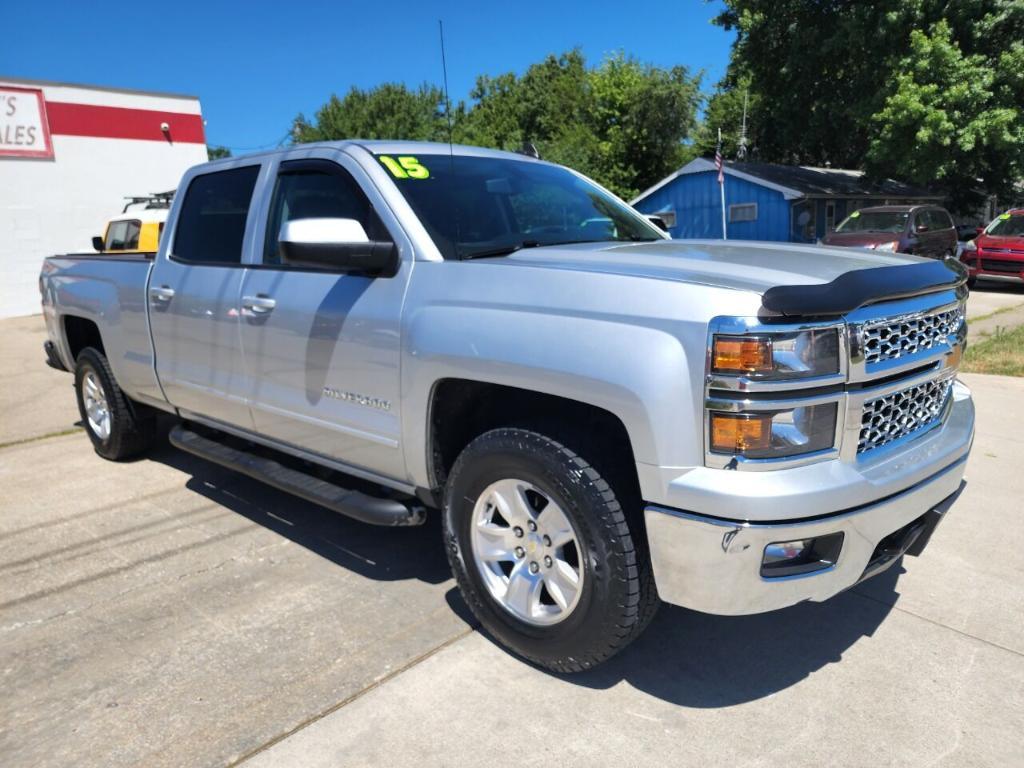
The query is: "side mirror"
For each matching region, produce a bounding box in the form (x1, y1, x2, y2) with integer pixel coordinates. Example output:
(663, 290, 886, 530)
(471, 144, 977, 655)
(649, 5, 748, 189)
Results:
(92, 236, 105, 252)
(915, 224, 929, 233)
(278, 218, 397, 276)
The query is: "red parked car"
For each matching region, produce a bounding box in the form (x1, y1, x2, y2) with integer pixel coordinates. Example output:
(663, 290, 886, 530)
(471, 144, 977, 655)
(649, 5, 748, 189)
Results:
(822, 204, 958, 259)
(961, 209, 1024, 287)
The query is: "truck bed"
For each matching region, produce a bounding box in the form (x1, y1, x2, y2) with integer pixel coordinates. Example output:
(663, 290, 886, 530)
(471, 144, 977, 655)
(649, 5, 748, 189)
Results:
(40, 252, 165, 408)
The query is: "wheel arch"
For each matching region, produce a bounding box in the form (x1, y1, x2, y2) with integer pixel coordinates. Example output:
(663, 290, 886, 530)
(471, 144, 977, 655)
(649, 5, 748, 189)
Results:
(62, 315, 105, 361)
(424, 379, 643, 503)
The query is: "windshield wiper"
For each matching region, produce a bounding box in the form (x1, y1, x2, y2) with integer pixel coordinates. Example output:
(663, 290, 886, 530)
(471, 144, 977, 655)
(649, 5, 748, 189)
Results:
(461, 240, 543, 260)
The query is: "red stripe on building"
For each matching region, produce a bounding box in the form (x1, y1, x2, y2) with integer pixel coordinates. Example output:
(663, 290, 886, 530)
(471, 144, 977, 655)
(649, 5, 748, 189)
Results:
(45, 101, 206, 144)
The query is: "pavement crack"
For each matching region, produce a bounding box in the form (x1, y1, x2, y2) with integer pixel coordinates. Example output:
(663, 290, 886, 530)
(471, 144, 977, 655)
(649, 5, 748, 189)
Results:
(227, 626, 477, 767)
(850, 588, 1023, 658)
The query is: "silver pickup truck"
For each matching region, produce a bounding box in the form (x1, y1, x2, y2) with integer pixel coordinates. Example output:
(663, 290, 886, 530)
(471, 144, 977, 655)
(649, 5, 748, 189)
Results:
(40, 141, 974, 672)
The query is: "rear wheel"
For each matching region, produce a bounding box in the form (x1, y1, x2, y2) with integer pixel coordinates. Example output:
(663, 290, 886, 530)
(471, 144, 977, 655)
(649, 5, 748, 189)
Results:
(443, 428, 658, 672)
(74, 347, 156, 460)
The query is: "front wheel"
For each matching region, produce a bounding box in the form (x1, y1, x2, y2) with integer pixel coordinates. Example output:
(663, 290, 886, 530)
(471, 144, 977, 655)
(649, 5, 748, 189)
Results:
(443, 428, 657, 672)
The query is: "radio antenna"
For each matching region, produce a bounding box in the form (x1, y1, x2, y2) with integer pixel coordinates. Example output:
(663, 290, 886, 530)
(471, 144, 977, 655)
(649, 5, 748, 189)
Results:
(438, 20, 462, 257)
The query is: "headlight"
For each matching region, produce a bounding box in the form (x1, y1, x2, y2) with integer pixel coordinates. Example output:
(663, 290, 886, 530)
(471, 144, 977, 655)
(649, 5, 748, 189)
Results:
(871, 240, 899, 252)
(963, 240, 977, 252)
(709, 403, 838, 459)
(712, 329, 840, 380)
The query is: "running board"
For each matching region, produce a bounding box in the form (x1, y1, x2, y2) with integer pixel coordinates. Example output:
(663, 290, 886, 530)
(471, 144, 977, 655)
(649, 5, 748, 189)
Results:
(169, 424, 426, 527)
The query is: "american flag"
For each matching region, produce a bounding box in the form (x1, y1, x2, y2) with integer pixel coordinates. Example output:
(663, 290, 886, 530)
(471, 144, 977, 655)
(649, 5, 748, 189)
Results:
(715, 140, 724, 184)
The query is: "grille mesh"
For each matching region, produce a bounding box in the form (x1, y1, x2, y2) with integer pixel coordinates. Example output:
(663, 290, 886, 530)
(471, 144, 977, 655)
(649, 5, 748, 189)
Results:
(862, 306, 963, 365)
(859, 377, 953, 453)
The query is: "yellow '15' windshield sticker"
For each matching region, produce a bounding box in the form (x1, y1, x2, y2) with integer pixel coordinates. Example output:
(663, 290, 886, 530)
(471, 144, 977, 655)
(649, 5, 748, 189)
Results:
(379, 155, 430, 179)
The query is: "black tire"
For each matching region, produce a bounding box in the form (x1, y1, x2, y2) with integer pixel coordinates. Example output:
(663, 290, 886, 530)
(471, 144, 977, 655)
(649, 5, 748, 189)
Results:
(967, 275, 978, 290)
(74, 347, 156, 460)
(443, 428, 658, 673)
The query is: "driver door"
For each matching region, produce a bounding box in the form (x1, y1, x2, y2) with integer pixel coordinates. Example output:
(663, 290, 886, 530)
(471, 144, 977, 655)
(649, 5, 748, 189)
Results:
(236, 155, 413, 480)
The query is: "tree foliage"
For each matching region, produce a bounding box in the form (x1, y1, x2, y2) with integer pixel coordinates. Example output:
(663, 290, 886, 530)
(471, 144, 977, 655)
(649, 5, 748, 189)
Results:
(709, 0, 1024, 211)
(207, 145, 232, 160)
(293, 83, 451, 143)
(291, 50, 701, 200)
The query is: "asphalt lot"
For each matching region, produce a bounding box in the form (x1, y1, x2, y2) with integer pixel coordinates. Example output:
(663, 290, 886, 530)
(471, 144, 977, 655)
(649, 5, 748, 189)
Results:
(2, 305, 1023, 767)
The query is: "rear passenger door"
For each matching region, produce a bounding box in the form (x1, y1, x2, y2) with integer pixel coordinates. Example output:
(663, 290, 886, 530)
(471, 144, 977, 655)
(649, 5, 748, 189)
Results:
(149, 164, 262, 429)
(236, 154, 412, 480)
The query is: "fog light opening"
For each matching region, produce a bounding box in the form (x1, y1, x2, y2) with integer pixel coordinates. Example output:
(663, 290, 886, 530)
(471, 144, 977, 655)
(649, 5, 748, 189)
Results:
(760, 532, 844, 578)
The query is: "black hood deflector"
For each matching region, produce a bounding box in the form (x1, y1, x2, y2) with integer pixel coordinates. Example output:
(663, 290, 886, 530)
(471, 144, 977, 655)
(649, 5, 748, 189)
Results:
(761, 259, 967, 318)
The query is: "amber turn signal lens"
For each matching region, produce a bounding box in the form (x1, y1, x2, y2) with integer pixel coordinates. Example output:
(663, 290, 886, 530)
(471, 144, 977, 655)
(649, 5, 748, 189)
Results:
(710, 413, 772, 453)
(712, 336, 773, 374)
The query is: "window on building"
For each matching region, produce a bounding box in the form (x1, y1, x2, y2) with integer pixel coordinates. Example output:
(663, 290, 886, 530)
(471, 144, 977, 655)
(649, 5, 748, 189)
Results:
(173, 165, 260, 265)
(826, 201, 836, 231)
(654, 209, 677, 228)
(729, 203, 758, 223)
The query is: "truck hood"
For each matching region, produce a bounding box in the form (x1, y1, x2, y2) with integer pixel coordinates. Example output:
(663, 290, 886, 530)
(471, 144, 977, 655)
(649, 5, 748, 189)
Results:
(493, 239, 922, 295)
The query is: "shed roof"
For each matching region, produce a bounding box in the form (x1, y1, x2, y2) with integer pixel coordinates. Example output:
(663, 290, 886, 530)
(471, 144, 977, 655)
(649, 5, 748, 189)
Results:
(632, 157, 943, 205)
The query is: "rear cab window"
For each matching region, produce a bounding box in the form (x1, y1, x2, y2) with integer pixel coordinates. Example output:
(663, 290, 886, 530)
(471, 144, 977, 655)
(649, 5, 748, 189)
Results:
(172, 166, 260, 265)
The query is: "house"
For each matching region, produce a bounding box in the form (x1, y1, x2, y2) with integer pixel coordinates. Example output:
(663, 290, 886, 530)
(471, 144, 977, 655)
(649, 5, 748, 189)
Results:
(631, 158, 943, 243)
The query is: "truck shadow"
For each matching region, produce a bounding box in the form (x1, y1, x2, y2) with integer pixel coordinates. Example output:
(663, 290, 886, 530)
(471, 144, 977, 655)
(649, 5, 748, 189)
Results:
(146, 435, 454, 588)
(449, 564, 902, 707)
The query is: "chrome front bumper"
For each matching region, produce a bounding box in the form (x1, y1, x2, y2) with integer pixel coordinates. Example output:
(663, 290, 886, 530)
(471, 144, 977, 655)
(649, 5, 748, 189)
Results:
(644, 385, 974, 615)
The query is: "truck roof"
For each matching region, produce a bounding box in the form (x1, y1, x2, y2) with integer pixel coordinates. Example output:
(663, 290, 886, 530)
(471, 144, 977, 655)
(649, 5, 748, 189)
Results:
(201, 140, 544, 168)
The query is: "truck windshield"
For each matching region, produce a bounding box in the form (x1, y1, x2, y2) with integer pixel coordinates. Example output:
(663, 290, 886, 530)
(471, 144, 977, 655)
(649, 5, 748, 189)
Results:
(985, 214, 1024, 237)
(835, 211, 908, 234)
(374, 153, 663, 259)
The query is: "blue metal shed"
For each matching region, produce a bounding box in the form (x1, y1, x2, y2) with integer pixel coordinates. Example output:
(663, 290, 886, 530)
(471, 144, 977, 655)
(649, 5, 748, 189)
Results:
(632, 158, 943, 243)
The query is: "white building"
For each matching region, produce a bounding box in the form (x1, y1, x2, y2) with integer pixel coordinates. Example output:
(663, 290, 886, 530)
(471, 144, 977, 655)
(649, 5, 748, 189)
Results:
(0, 77, 208, 318)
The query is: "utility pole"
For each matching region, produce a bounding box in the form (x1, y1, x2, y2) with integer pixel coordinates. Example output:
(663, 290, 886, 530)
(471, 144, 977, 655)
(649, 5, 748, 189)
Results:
(737, 90, 749, 162)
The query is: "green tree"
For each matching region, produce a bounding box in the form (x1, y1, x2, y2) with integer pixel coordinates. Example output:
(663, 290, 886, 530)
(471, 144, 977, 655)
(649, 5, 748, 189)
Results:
(292, 83, 451, 143)
(709, 0, 1024, 211)
(207, 145, 231, 160)
(867, 20, 1024, 210)
(459, 50, 702, 199)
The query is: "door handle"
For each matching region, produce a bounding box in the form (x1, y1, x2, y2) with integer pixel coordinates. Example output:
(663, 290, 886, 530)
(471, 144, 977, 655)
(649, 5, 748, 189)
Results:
(149, 285, 175, 303)
(242, 294, 276, 313)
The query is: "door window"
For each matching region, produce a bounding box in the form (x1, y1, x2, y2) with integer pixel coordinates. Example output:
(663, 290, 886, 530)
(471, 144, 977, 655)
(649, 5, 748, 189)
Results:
(263, 163, 384, 265)
(173, 165, 260, 265)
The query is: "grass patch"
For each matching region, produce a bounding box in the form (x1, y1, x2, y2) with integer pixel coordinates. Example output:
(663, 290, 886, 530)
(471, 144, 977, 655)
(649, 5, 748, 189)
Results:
(963, 324, 1024, 377)
(968, 300, 1024, 324)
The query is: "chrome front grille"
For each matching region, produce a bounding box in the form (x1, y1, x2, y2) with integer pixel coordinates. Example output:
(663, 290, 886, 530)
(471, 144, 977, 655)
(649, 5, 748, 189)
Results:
(862, 305, 964, 365)
(858, 376, 954, 453)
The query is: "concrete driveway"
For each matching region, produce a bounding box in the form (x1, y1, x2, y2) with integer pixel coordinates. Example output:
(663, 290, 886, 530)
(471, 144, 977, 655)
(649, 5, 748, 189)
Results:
(1, 314, 1023, 767)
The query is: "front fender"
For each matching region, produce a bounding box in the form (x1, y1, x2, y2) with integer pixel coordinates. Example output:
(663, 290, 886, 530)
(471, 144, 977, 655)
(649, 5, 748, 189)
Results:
(401, 302, 698, 490)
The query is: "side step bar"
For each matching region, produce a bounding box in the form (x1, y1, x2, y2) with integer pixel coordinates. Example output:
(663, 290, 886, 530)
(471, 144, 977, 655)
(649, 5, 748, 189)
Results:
(169, 424, 426, 526)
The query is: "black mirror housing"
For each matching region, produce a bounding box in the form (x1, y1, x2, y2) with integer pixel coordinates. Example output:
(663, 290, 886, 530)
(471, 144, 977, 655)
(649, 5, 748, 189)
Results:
(280, 240, 398, 276)
(92, 236, 105, 252)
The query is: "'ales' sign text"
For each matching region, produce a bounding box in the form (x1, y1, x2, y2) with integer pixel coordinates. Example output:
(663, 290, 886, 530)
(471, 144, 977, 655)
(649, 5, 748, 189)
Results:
(0, 86, 53, 158)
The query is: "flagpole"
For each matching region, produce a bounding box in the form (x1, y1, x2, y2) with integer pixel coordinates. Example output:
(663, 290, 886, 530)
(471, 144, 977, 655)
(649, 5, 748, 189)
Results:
(718, 128, 727, 240)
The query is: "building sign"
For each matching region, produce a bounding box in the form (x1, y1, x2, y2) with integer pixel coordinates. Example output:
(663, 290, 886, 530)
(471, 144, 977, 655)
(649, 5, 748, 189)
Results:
(0, 86, 53, 158)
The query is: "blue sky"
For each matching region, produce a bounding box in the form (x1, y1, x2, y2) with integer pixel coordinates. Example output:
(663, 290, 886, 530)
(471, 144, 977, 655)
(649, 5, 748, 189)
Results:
(1, 1, 734, 153)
